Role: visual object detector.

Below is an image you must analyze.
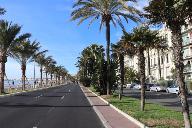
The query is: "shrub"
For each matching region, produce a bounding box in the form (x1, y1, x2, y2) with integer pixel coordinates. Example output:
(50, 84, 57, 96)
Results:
(158, 79, 168, 87)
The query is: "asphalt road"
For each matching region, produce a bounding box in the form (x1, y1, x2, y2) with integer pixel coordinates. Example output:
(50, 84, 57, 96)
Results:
(122, 88, 192, 112)
(0, 84, 104, 128)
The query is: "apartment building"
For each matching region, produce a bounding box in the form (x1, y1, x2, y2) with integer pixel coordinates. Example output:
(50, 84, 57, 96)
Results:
(124, 24, 192, 82)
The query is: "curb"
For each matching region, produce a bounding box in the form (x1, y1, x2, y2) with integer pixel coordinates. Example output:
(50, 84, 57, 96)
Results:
(80, 86, 112, 128)
(86, 88, 148, 128)
(0, 84, 65, 98)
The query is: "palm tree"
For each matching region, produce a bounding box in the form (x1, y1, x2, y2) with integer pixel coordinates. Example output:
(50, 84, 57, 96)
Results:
(0, 20, 30, 93)
(34, 53, 47, 87)
(47, 62, 57, 86)
(146, 48, 151, 81)
(111, 43, 125, 100)
(0, 7, 6, 15)
(145, 1, 192, 126)
(45, 57, 56, 86)
(122, 26, 165, 111)
(71, 0, 140, 95)
(156, 46, 167, 80)
(11, 40, 41, 90)
(11, 40, 40, 90)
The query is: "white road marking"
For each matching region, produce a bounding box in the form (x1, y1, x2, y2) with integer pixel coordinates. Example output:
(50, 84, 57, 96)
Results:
(61, 95, 65, 100)
(33, 127, 37, 128)
(69, 89, 71, 92)
(48, 107, 55, 113)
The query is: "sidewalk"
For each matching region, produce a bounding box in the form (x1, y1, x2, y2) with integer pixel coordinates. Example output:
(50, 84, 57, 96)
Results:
(81, 86, 140, 128)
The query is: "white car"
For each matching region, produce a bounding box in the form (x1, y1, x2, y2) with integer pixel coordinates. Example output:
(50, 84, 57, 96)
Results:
(126, 84, 132, 88)
(166, 85, 179, 94)
(133, 84, 141, 90)
(150, 85, 166, 92)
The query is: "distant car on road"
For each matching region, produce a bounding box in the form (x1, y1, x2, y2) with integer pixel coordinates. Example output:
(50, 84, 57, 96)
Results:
(166, 84, 179, 94)
(150, 84, 166, 92)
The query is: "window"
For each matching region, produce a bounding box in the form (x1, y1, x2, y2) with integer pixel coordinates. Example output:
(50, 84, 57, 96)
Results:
(165, 34, 168, 43)
(182, 33, 190, 46)
(183, 48, 189, 58)
(151, 59, 152, 66)
(161, 56, 163, 64)
(154, 58, 156, 66)
(167, 54, 169, 63)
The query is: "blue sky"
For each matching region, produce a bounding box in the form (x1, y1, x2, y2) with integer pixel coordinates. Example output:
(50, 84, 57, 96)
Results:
(0, 0, 148, 79)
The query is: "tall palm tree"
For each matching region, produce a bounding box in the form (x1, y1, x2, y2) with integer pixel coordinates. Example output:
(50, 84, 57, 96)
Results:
(47, 62, 57, 86)
(34, 53, 47, 87)
(146, 48, 151, 81)
(122, 26, 165, 111)
(11, 40, 41, 90)
(44, 56, 55, 87)
(71, 0, 140, 95)
(145, 1, 192, 126)
(0, 20, 30, 93)
(111, 43, 125, 100)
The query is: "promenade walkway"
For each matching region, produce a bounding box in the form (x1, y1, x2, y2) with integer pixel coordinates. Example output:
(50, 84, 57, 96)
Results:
(81, 86, 140, 128)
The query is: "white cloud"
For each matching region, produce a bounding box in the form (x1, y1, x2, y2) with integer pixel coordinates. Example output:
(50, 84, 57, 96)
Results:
(130, 0, 149, 12)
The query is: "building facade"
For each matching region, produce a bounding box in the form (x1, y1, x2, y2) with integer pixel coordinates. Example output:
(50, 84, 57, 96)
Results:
(124, 24, 192, 82)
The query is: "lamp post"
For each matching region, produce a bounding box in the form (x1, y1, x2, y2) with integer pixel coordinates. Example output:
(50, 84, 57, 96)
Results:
(33, 62, 36, 88)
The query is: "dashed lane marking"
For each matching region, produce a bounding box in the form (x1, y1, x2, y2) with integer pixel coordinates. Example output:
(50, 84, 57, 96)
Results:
(61, 95, 65, 100)
(48, 107, 55, 113)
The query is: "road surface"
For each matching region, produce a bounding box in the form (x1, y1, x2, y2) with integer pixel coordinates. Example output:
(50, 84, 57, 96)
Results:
(0, 84, 104, 128)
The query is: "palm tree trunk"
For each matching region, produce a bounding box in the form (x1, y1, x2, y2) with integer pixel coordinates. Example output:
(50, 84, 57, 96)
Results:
(119, 53, 124, 100)
(147, 48, 151, 80)
(106, 20, 111, 95)
(0, 55, 5, 94)
(172, 27, 191, 128)
(40, 65, 43, 88)
(51, 74, 53, 86)
(55, 75, 57, 85)
(157, 49, 161, 79)
(45, 71, 48, 87)
(21, 63, 26, 90)
(138, 48, 145, 111)
(58, 76, 60, 85)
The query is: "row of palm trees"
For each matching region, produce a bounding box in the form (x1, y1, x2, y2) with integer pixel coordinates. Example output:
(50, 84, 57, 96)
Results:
(113, 26, 167, 110)
(0, 8, 69, 94)
(71, 0, 192, 127)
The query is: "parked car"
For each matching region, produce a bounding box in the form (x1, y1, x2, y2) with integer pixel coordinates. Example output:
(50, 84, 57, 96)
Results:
(133, 84, 141, 90)
(123, 84, 127, 88)
(126, 84, 132, 88)
(166, 84, 179, 94)
(150, 84, 166, 92)
(145, 83, 155, 91)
